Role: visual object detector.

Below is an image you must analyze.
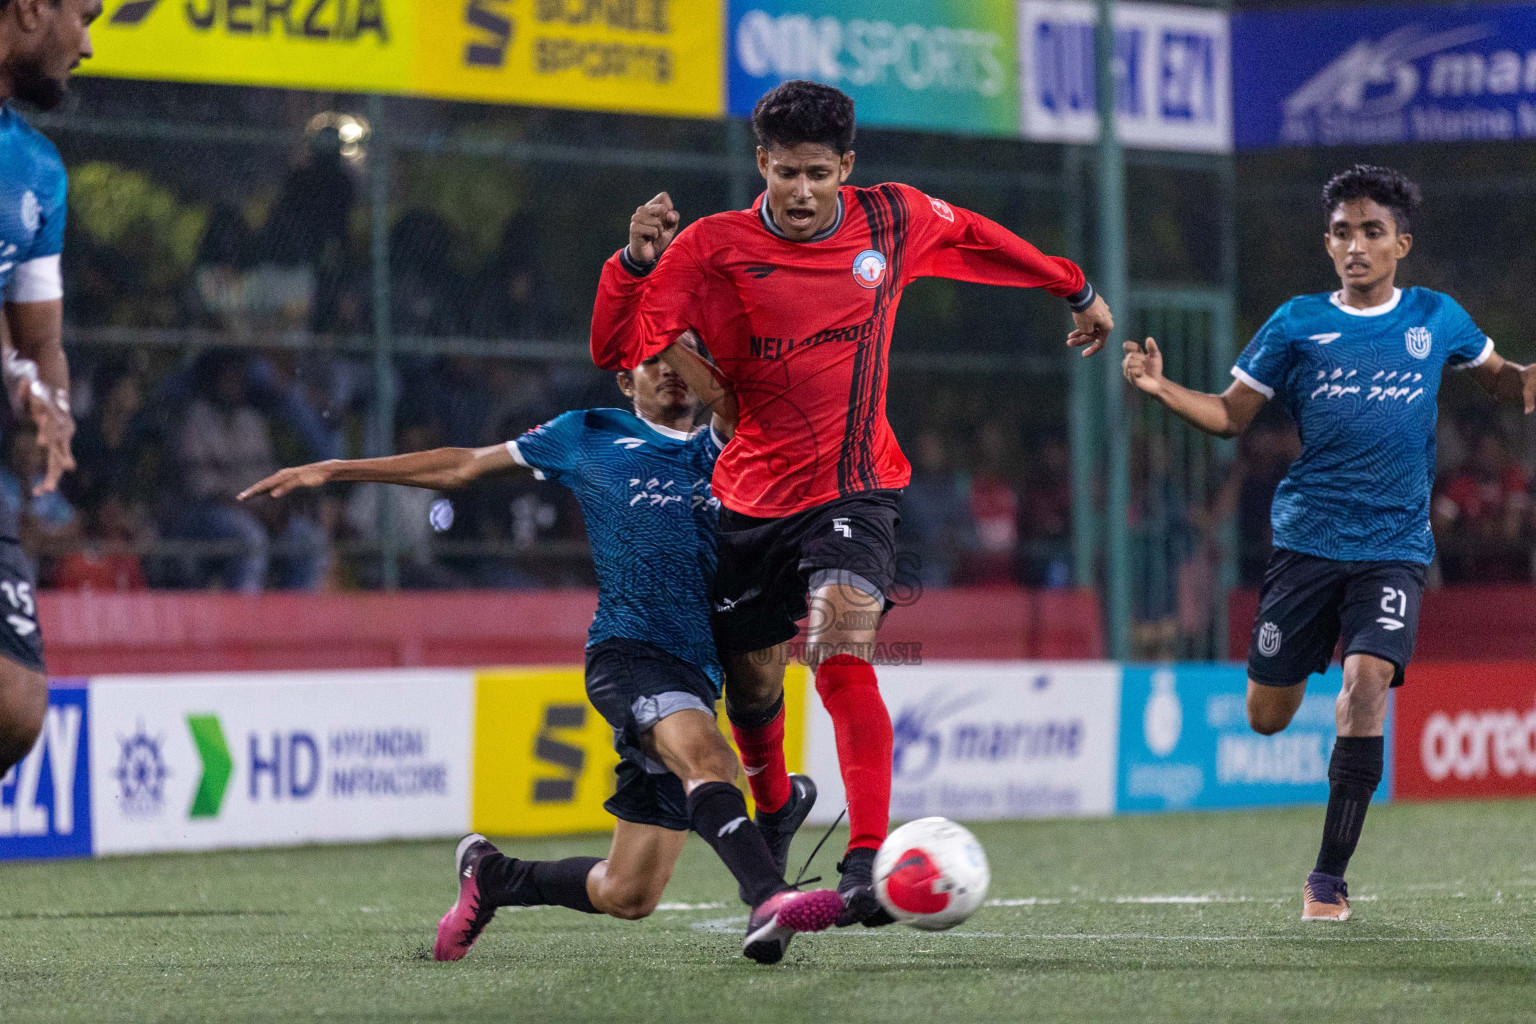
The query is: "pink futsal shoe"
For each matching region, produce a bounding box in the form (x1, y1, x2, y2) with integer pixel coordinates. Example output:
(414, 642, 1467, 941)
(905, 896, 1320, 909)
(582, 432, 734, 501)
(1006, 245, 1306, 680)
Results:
(742, 888, 844, 965)
(433, 833, 500, 961)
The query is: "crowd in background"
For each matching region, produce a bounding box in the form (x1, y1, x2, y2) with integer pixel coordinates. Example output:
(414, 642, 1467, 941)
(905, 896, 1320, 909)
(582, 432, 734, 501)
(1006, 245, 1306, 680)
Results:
(25, 96, 1536, 618)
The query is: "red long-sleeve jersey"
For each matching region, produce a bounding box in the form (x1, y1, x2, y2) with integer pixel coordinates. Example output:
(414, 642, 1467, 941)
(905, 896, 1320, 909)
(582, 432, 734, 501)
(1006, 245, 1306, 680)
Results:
(592, 182, 1088, 518)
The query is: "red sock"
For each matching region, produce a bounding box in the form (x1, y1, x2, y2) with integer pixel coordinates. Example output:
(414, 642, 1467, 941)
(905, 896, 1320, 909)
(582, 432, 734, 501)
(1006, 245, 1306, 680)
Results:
(814, 655, 891, 853)
(730, 707, 791, 814)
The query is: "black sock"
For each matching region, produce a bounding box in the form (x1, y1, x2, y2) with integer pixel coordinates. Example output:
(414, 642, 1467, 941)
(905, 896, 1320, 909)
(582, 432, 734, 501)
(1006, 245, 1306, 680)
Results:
(477, 854, 602, 914)
(687, 781, 788, 908)
(1314, 735, 1384, 878)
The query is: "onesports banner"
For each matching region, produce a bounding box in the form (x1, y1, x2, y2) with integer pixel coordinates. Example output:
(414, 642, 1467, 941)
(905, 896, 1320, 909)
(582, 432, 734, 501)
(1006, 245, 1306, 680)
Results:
(1233, 2, 1536, 150)
(86, 0, 723, 118)
(727, 0, 1021, 136)
(1019, 0, 1232, 152)
(804, 662, 1122, 824)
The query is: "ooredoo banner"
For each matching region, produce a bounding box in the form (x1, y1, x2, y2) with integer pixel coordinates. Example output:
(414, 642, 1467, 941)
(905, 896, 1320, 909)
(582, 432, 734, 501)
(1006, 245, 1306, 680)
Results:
(804, 662, 1121, 824)
(1393, 662, 1536, 801)
(89, 670, 474, 855)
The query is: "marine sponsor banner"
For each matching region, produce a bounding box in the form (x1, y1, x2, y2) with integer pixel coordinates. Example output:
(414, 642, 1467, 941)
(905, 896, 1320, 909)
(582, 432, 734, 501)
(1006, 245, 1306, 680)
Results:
(89, 670, 474, 854)
(1117, 664, 1393, 812)
(472, 664, 806, 835)
(87, 0, 723, 118)
(1233, 2, 1536, 150)
(1393, 662, 1536, 801)
(727, 0, 1020, 136)
(804, 662, 1121, 824)
(0, 682, 91, 861)
(1019, 1, 1231, 152)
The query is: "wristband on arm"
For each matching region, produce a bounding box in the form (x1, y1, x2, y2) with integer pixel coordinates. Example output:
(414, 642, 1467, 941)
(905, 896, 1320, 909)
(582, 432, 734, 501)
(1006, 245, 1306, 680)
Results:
(1066, 282, 1096, 313)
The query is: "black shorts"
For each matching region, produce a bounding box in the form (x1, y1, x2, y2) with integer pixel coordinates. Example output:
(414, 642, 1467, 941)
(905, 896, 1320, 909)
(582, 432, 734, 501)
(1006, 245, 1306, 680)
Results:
(1247, 548, 1425, 688)
(710, 489, 903, 656)
(584, 637, 719, 832)
(0, 539, 42, 673)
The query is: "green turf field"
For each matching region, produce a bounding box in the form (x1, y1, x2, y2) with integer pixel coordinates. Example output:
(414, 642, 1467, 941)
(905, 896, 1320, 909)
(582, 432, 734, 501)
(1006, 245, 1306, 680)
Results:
(3, 800, 1534, 1023)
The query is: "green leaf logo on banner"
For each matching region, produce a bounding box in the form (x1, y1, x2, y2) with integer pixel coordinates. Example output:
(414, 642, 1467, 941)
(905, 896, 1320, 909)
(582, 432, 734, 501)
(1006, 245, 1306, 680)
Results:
(187, 714, 232, 819)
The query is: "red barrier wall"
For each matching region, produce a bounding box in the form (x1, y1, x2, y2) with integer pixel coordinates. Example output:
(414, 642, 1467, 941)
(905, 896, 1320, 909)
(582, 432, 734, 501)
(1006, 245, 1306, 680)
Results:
(37, 587, 1104, 675)
(1229, 585, 1536, 662)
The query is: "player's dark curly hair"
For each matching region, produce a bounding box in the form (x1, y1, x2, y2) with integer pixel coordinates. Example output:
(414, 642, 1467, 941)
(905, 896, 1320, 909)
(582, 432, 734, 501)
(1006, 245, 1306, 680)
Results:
(1322, 164, 1422, 233)
(751, 80, 856, 154)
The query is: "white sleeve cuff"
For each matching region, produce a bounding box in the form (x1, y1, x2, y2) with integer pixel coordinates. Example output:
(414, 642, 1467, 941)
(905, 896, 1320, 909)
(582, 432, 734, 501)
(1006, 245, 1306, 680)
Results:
(505, 440, 546, 480)
(5, 254, 61, 303)
(1231, 365, 1275, 399)
(1449, 336, 1495, 371)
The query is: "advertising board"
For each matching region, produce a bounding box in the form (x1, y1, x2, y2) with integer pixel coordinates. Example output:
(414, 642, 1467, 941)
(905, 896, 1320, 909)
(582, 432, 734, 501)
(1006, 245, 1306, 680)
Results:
(1393, 662, 1536, 801)
(87, 0, 724, 118)
(1117, 664, 1393, 812)
(804, 662, 1121, 824)
(0, 682, 91, 860)
(1019, 0, 1231, 151)
(88, 670, 474, 855)
(728, 0, 1020, 136)
(1234, 2, 1536, 150)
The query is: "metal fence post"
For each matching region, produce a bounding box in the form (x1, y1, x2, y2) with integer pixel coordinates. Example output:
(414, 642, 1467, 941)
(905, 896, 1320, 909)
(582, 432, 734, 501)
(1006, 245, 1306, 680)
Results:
(1064, 144, 1098, 590)
(367, 93, 399, 590)
(1097, 0, 1131, 660)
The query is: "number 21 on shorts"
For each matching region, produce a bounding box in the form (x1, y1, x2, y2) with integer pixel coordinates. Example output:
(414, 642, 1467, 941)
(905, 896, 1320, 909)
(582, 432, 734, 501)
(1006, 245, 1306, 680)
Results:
(1376, 586, 1407, 631)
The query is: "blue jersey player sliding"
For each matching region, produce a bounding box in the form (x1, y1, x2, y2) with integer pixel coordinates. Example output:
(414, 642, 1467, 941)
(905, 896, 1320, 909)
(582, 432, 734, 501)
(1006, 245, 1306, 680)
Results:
(1123, 165, 1536, 922)
(240, 336, 840, 965)
(0, 0, 101, 783)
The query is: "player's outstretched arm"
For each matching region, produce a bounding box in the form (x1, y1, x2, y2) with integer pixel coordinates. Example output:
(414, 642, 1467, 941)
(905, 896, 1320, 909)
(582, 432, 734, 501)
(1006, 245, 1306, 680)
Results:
(238, 444, 520, 501)
(1123, 337, 1267, 439)
(658, 331, 738, 440)
(1470, 350, 1536, 414)
(591, 192, 696, 371)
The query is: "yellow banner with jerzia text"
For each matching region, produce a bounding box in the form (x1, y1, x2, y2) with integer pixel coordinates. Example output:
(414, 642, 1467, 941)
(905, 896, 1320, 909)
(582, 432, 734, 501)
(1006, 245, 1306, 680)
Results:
(84, 0, 723, 119)
(473, 666, 807, 837)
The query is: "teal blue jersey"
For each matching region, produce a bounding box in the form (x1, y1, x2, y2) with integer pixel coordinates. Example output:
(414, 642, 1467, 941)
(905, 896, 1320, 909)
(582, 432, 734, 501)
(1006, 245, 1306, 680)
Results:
(0, 104, 66, 540)
(1234, 287, 1493, 565)
(511, 408, 724, 690)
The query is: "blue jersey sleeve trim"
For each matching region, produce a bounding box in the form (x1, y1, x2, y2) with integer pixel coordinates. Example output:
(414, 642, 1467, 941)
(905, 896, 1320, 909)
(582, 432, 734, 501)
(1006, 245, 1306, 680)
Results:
(1231, 365, 1275, 399)
(1448, 337, 1495, 370)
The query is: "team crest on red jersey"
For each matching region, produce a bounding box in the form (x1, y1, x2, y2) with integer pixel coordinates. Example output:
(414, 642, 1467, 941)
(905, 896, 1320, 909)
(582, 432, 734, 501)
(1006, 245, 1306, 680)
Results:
(929, 197, 955, 222)
(852, 249, 888, 289)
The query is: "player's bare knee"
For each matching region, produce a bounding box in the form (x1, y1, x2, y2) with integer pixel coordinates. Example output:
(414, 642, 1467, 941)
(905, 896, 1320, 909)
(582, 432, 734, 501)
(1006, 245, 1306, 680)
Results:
(1246, 684, 1300, 736)
(601, 879, 665, 921)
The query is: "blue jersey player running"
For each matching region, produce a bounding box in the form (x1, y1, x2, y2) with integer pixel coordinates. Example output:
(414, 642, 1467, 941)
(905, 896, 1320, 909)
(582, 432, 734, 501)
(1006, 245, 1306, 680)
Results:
(1123, 165, 1536, 922)
(240, 337, 840, 965)
(0, 0, 102, 782)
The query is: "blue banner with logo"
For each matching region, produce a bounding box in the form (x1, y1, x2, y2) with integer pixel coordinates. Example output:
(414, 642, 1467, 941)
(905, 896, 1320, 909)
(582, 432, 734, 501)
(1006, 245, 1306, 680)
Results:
(1234, 2, 1536, 150)
(1118, 664, 1394, 812)
(0, 682, 92, 860)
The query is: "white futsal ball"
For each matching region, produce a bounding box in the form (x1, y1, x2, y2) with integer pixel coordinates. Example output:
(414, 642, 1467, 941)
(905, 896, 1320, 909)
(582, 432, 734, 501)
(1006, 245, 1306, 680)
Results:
(873, 817, 990, 931)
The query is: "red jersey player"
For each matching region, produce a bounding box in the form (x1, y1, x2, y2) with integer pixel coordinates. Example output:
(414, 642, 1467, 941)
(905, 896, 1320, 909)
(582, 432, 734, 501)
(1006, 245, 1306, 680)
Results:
(591, 80, 1114, 925)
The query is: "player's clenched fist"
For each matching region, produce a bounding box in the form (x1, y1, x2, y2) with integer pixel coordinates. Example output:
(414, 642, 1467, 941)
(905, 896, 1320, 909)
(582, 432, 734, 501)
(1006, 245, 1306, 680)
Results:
(628, 192, 680, 266)
(1122, 337, 1165, 395)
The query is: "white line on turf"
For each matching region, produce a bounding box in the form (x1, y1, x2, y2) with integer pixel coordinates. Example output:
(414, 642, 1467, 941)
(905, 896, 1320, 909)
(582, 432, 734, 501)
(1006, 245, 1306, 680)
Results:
(684, 919, 1530, 943)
